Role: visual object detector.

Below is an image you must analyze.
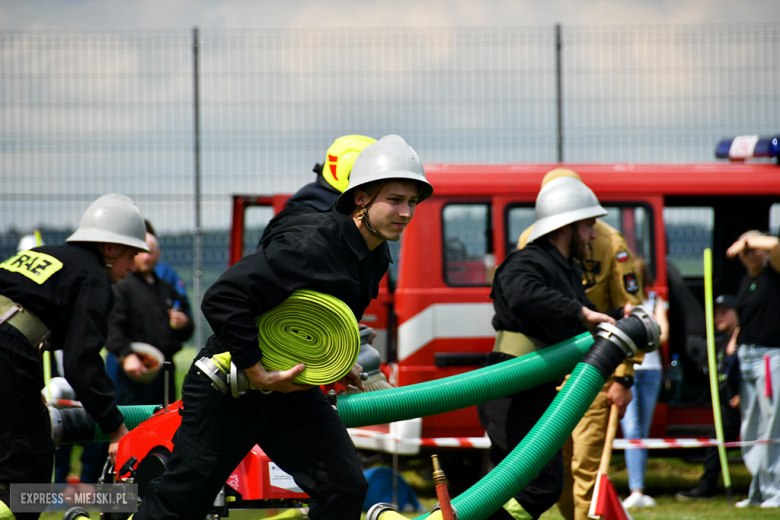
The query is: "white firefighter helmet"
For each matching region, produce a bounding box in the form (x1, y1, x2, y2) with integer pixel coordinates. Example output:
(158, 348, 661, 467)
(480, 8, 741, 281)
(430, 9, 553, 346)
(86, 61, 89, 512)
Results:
(526, 177, 607, 244)
(66, 194, 150, 252)
(336, 135, 433, 212)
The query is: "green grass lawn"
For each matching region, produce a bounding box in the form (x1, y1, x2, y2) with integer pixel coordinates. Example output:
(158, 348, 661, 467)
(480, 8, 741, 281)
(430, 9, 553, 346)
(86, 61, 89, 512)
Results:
(47, 455, 777, 519)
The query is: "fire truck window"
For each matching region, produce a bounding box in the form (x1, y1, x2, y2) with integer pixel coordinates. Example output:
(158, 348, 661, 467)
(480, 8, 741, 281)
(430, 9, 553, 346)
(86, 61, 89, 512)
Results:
(664, 207, 714, 277)
(443, 204, 492, 287)
(770, 204, 780, 237)
(243, 206, 275, 258)
(506, 207, 536, 252)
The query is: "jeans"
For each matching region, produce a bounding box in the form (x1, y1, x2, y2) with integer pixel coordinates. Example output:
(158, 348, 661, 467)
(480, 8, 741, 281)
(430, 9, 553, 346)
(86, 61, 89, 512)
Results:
(738, 345, 780, 504)
(620, 369, 662, 492)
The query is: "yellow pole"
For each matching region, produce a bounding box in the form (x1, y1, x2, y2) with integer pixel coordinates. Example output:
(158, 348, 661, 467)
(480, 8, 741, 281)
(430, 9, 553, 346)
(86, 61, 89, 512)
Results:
(703, 248, 733, 502)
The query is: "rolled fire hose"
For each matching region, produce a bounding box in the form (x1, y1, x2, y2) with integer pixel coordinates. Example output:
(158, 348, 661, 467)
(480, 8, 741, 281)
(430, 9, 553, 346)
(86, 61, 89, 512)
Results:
(195, 289, 360, 394)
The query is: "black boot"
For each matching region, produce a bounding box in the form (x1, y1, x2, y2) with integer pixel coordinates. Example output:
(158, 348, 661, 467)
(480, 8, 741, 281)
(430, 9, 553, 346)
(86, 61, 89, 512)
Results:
(675, 487, 717, 501)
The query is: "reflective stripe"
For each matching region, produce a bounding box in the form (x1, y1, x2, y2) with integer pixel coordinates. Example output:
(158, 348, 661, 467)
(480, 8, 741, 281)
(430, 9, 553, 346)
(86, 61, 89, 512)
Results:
(397, 303, 495, 360)
(503, 498, 533, 520)
(0, 251, 62, 285)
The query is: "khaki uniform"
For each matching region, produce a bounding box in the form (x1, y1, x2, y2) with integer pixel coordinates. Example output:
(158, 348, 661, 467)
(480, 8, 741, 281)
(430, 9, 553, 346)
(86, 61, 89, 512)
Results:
(518, 220, 643, 520)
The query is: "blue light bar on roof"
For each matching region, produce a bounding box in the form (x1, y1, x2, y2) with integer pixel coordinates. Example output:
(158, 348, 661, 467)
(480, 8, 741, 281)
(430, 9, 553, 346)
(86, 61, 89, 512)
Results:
(716, 135, 780, 160)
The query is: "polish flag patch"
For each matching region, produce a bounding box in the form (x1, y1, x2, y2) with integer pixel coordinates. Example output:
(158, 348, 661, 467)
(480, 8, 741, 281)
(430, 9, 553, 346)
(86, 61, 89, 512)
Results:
(617, 252, 629, 263)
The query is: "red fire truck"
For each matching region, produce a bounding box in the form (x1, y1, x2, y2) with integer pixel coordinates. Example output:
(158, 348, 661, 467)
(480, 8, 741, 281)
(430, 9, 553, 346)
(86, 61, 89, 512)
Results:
(229, 137, 780, 457)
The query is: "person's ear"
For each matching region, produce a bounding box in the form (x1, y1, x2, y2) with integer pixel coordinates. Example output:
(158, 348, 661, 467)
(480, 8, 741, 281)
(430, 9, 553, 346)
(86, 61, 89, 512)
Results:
(354, 189, 369, 207)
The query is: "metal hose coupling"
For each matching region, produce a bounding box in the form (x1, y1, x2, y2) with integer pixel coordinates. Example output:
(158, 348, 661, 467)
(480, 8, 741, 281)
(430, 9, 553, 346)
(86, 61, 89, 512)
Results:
(366, 503, 408, 520)
(594, 305, 661, 357)
(580, 306, 661, 381)
(194, 355, 272, 398)
(430, 502, 459, 520)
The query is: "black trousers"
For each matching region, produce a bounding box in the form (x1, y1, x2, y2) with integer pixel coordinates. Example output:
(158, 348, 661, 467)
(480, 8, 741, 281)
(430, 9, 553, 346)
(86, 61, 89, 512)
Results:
(699, 402, 742, 491)
(0, 331, 55, 520)
(136, 346, 368, 520)
(477, 354, 564, 520)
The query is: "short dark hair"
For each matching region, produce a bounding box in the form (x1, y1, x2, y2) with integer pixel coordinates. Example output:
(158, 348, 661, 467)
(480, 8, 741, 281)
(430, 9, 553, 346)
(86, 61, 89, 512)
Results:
(144, 219, 157, 237)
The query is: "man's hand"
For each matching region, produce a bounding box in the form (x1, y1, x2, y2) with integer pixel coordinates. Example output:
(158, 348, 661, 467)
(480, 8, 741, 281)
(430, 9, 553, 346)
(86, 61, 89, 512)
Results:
(730, 395, 741, 408)
(622, 302, 634, 318)
(607, 381, 632, 417)
(244, 361, 312, 393)
(168, 310, 189, 330)
(581, 306, 616, 332)
(108, 423, 129, 464)
(122, 353, 147, 379)
(337, 363, 365, 393)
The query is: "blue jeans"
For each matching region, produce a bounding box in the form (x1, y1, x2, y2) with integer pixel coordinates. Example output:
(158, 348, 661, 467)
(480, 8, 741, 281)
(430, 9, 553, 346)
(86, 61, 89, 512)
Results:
(620, 369, 662, 492)
(738, 345, 780, 505)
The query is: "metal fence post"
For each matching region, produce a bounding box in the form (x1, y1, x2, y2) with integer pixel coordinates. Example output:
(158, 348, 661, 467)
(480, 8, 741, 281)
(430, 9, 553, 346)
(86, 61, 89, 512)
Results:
(556, 23, 563, 163)
(193, 26, 204, 350)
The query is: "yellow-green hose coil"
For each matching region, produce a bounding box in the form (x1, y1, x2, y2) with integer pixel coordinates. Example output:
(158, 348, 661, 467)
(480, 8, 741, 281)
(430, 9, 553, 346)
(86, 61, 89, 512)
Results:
(254, 289, 360, 385)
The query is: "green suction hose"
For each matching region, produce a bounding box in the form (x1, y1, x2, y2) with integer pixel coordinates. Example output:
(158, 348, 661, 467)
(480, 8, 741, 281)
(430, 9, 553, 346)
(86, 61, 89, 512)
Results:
(93, 405, 160, 442)
(73, 332, 594, 444)
(436, 363, 606, 520)
(337, 332, 594, 428)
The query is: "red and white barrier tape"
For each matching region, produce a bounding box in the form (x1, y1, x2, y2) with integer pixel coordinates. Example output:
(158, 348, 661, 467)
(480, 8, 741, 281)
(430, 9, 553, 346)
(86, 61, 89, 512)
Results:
(613, 437, 780, 449)
(349, 429, 780, 450)
(348, 428, 491, 448)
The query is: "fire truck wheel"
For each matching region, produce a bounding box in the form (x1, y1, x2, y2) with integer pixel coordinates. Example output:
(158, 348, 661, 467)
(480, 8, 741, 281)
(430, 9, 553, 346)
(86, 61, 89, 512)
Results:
(135, 446, 172, 499)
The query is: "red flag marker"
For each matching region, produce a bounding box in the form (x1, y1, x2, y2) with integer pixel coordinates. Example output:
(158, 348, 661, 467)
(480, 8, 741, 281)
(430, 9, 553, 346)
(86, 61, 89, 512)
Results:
(588, 405, 633, 520)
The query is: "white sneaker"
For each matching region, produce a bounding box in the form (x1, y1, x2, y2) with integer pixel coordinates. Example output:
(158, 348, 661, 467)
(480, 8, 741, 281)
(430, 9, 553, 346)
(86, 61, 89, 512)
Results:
(622, 492, 646, 509)
(642, 495, 657, 507)
(760, 498, 780, 508)
(735, 498, 752, 508)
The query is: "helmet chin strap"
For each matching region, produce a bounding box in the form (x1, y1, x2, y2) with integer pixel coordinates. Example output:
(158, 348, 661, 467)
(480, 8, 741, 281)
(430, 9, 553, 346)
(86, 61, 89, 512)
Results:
(356, 180, 387, 238)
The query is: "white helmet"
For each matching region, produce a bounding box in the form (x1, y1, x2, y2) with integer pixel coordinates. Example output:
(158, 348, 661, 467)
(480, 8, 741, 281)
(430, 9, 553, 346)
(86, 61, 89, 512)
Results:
(66, 194, 150, 252)
(17, 232, 44, 252)
(526, 177, 607, 244)
(336, 135, 433, 212)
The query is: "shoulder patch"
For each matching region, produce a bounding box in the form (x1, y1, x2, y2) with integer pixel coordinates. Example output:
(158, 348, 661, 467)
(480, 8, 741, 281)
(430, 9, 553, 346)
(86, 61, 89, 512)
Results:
(623, 272, 639, 294)
(0, 251, 63, 285)
(616, 251, 629, 263)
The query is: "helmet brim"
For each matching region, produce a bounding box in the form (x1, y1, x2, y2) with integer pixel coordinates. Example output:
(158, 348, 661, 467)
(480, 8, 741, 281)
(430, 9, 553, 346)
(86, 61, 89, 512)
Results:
(66, 228, 150, 252)
(526, 205, 607, 244)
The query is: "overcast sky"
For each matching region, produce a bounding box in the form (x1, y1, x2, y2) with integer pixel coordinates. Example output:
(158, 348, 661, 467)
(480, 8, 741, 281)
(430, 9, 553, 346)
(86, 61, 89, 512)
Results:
(2, 0, 779, 30)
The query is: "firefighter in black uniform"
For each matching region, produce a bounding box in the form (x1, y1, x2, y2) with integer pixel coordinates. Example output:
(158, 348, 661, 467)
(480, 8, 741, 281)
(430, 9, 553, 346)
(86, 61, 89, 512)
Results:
(135, 135, 433, 520)
(477, 177, 630, 520)
(258, 135, 376, 245)
(0, 194, 150, 520)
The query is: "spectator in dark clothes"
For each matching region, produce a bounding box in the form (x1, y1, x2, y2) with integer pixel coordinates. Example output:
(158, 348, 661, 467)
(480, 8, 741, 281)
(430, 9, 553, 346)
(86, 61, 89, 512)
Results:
(106, 233, 193, 405)
(676, 294, 741, 500)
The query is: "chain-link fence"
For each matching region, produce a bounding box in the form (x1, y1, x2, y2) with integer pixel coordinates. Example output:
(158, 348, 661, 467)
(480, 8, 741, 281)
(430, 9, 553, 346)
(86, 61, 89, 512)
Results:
(2, 24, 779, 299)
